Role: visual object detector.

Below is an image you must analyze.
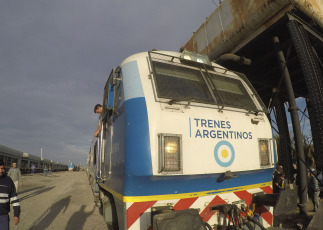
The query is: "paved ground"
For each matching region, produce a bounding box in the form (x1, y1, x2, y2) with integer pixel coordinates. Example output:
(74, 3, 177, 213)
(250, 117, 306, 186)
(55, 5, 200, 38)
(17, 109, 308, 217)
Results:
(9, 171, 108, 230)
(273, 195, 323, 229)
(8, 171, 322, 230)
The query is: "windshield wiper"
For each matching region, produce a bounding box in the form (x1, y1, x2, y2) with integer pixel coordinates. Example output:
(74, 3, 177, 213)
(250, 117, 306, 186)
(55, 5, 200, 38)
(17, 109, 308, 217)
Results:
(168, 98, 194, 106)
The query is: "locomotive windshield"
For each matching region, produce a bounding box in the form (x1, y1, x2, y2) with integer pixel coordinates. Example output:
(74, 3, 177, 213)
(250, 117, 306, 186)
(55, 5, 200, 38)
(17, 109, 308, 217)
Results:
(152, 61, 214, 104)
(207, 73, 258, 111)
(150, 51, 261, 111)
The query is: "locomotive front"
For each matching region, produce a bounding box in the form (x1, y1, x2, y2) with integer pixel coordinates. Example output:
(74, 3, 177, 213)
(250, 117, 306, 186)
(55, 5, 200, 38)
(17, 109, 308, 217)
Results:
(97, 50, 276, 230)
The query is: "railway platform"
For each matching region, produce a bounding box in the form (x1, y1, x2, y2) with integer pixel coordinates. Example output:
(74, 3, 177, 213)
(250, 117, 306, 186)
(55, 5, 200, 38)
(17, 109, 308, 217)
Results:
(9, 171, 109, 230)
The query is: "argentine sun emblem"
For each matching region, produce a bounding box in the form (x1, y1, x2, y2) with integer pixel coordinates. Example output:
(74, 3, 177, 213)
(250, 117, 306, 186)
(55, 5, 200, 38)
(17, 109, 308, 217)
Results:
(214, 140, 235, 167)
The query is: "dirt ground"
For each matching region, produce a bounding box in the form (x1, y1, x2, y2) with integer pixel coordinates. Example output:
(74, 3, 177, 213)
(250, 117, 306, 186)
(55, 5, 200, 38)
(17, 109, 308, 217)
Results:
(9, 171, 109, 230)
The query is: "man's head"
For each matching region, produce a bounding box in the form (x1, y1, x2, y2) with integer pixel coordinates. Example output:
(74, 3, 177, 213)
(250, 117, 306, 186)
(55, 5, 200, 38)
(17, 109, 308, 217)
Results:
(277, 165, 283, 173)
(12, 162, 17, 168)
(0, 160, 5, 177)
(94, 104, 103, 114)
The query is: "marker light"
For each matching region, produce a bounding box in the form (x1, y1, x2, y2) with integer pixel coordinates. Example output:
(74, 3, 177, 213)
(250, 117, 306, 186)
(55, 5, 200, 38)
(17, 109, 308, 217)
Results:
(158, 134, 182, 173)
(196, 58, 203, 63)
(180, 50, 212, 66)
(183, 55, 192, 60)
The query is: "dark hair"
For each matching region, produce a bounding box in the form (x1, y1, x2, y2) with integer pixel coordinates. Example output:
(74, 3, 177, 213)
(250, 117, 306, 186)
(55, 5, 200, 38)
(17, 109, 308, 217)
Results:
(0, 160, 4, 166)
(94, 104, 102, 113)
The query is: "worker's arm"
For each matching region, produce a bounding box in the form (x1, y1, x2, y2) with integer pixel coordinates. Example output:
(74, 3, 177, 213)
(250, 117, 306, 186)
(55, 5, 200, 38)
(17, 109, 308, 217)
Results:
(93, 121, 102, 137)
(18, 169, 22, 186)
(10, 181, 20, 225)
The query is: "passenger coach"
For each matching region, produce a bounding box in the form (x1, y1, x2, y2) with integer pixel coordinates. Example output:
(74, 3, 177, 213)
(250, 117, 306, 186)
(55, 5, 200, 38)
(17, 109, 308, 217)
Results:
(0, 145, 67, 173)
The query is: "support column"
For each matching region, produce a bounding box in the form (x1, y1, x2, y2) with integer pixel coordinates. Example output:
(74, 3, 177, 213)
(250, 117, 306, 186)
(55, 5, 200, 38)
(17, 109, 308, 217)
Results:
(287, 20, 323, 172)
(273, 89, 293, 183)
(273, 36, 307, 214)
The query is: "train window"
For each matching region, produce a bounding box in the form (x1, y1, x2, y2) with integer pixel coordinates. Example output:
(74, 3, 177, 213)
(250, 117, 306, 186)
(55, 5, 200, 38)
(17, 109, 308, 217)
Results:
(7, 157, 12, 166)
(258, 139, 271, 167)
(158, 134, 182, 174)
(21, 159, 28, 168)
(152, 61, 214, 104)
(1, 155, 6, 165)
(103, 68, 114, 112)
(208, 73, 257, 111)
(107, 85, 115, 109)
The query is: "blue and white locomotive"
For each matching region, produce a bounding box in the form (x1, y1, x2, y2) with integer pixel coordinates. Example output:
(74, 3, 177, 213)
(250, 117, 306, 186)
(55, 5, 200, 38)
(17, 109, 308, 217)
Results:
(89, 50, 276, 229)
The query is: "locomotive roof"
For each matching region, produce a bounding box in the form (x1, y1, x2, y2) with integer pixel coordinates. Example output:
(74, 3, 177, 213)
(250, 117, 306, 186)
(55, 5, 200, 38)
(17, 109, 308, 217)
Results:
(0, 145, 23, 157)
(0, 145, 65, 166)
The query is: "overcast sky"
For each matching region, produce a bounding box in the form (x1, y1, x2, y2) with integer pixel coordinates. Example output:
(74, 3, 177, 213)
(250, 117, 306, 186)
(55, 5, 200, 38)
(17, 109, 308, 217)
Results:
(0, 0, 219, 166)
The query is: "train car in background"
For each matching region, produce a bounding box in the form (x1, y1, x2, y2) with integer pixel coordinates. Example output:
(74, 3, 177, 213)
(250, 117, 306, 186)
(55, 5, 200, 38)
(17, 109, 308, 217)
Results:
(28, 154, 42, 173)
(0, 145, 24, 172)
(68, 163, 75, 172)
(90, 50, 280, 230)
(0, 145, 67, 173)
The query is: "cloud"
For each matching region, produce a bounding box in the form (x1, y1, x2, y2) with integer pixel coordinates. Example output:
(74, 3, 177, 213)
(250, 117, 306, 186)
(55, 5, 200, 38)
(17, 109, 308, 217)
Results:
(0, 0, 217, 166)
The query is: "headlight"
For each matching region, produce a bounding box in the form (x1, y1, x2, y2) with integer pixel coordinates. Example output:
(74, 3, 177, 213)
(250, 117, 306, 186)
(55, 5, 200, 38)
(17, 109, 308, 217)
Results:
(158, 134, 182, 173)
(183, 55, 192, 60)
(165, 139, 178, 154)
(259, 139, 270, 167)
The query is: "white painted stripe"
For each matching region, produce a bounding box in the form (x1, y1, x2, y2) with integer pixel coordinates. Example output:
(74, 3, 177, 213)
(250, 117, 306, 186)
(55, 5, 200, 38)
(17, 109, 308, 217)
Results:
(10, 196, 18, 201)
(0, 193, 9, 198)
(12, 203, 20, 206)
(0, 199, 9, 203)
(127, 188, 274, 229)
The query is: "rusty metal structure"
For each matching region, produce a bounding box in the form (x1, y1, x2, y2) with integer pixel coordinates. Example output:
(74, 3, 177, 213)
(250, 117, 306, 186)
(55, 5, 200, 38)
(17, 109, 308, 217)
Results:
(182, 0, 323, 215)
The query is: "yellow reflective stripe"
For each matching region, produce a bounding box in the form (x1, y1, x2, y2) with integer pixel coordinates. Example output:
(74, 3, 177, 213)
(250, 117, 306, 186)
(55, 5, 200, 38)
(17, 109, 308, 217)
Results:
(99, 181, 271, 203)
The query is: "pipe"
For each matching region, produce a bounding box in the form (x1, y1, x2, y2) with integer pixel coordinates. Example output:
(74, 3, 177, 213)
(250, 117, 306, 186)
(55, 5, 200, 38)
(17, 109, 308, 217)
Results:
(215, 53, 251, 66)
(273, 89, 294, 183)
(273, 36, 308, 215)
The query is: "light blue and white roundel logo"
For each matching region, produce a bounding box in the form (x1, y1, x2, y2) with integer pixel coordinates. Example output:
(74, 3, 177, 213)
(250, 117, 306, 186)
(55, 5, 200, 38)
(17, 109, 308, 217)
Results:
(214, 140, 235, 167)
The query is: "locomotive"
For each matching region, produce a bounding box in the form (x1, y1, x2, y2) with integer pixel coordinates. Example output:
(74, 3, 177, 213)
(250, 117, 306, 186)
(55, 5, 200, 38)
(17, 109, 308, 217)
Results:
(88, 50, 276, 229)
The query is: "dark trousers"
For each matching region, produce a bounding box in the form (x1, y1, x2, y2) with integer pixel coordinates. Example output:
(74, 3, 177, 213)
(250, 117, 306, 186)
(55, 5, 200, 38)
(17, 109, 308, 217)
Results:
(0, 214, 9, 230)
(312, 191, 320, 211)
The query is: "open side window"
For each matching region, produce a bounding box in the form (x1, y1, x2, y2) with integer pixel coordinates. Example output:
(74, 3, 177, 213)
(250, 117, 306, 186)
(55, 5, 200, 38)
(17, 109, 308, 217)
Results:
(102, 67, 123, 121)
